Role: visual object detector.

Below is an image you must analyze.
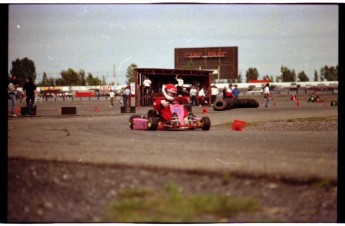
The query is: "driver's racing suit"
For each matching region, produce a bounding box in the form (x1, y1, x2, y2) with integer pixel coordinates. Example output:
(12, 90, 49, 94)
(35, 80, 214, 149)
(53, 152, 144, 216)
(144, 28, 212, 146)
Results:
(153, 97, 187, 122)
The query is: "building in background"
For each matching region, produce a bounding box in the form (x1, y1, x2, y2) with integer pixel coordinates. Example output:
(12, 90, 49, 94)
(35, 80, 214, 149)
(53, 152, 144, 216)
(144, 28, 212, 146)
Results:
(174, 46, 238, 82)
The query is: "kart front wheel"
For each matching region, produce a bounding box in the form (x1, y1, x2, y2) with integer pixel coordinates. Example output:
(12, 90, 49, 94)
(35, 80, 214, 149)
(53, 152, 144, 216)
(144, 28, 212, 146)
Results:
(147, 116, 158, 131)
(201, 117, 211, 131)
(129, 115, 142, 129)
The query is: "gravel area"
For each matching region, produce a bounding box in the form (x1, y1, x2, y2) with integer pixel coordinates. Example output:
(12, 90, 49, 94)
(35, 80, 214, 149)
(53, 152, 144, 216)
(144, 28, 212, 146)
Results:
(249, 118, 338, 132)
(7, 119, 337, 223)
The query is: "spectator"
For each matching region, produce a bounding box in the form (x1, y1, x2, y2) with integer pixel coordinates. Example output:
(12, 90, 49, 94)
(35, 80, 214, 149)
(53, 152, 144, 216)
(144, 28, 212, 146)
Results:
(308, 94, 315, 102)
(290, 94, 296, 101)
(315, 95, 321, 102)
(198, 87, 206, 106)
(175, 74, 184, 96)
(109, 89, 115, 107)
(263, 83, 270, 108)
(8, 74, 19, 117)
(122, 86, 131, 107)
(189, 85, 198, 106)
(142, 76, 152, 96)
(222, 87, 227, 99)
(232, 84, 240, 98)
(224, 83, 233, 99)
(211, 85, 219, 105)
(23, 76, 37, 116)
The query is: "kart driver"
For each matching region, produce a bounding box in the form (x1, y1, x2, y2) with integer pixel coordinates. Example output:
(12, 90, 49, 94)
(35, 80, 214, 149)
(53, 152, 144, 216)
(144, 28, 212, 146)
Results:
(153, 84, 188, 122)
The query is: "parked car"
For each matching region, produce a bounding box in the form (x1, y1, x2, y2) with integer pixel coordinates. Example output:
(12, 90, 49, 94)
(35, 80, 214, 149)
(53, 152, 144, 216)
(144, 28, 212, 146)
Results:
(245, 87, 263, 95)
(270, 85, 285, 94)
(289, 83, 300, 91)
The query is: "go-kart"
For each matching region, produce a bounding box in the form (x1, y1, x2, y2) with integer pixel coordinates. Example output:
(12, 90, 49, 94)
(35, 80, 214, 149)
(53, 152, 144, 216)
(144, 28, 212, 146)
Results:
(128, 104, 211, 131)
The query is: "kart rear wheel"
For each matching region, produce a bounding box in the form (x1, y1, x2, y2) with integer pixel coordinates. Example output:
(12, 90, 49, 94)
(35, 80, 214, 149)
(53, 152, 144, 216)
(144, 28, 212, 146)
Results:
(147, 116, 158, 131)
(129, 115, 142, 129)
(201, 117, 211, 131)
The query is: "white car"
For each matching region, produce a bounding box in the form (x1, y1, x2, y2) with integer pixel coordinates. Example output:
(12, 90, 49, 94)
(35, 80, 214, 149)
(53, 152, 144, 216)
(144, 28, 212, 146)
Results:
(245, 87, 263, 95)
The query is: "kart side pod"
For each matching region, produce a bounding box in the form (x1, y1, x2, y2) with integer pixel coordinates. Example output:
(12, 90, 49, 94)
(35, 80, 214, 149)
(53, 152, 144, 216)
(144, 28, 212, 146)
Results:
(129, 115, 158, 131)
(132, 118, 149, 130)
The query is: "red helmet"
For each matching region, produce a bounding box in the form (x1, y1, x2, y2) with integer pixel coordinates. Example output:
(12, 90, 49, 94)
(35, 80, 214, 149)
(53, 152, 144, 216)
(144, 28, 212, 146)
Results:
(162, 84, 177, 101)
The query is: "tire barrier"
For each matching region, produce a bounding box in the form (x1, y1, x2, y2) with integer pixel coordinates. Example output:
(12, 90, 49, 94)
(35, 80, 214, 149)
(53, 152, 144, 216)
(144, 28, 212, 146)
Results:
(213, 98, 259, 111)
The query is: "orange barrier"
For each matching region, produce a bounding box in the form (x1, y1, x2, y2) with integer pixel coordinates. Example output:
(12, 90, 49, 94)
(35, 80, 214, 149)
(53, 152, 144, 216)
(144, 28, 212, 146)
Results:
(75, 91, 95, 98)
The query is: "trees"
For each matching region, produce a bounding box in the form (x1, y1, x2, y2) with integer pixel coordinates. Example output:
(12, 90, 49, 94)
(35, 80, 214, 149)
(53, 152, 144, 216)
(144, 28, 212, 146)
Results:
(245, 67, 259, 82)
(314, 70, 319, 81)
(126, 63, 137, 85)
(10, 57, 37, 86)
(297, 70, 309, 82)
(60, 68, 81, 86)
(320, 65, 338, 81)
(237, 72, 243, 83)
(86, 73, 103, 85)
(280, 66, 296, 82)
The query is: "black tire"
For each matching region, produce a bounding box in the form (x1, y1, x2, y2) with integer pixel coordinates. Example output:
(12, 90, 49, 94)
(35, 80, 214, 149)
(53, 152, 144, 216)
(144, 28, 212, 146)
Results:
(225, 98, 238, 109)
(128, 114, 142, 129)
(147, 109, 159, 118)
(201, 117, 211, 131)
(235, 99, 259, 108)
(213, 100, 228, 111)
(147, 116, 158, 131)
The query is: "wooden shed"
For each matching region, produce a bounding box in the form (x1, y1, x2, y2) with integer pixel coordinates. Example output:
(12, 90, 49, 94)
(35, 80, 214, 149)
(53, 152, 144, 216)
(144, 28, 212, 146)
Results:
(133, 68, 214, 107)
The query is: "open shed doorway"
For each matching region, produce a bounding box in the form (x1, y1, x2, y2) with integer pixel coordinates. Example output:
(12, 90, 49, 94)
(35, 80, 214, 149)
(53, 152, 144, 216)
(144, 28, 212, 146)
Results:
(133, 68, 213, 107)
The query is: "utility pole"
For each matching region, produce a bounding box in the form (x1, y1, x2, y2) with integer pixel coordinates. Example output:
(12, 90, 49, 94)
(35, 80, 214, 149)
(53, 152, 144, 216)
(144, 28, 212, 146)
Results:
(113, 65, 116, 86)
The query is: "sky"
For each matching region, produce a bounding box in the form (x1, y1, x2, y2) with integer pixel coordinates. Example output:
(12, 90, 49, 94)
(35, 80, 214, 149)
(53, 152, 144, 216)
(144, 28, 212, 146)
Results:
(8, 4, 338, 85)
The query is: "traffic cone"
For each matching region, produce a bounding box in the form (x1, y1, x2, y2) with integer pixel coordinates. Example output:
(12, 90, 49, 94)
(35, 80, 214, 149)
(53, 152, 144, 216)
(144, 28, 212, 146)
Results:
(296, 99, 299, 107)
(15, 106, 19, 114)
(231, 119, 246, 131)
(94, 105, 99, 112)
(202, 108, 208, 114)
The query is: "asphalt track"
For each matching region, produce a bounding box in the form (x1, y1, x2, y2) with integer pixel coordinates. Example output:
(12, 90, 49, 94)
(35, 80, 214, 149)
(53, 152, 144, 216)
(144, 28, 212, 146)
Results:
(8, 96, 338, 183)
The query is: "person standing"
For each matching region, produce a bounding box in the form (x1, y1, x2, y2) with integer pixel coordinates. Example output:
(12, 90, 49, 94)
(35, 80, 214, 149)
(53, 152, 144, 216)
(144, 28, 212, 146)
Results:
(23, 76, 37, 116)
(224, 83, 233, 99)
(263, 83, 270, 108)
(175, 74, 184, 96)
(8, 74, 19, 117)
(109, 89, 115, 107)
(198, 87, 206, 106)
(189, 85, 198, 106)
(232, 84, 240, 98)
(122, 86, 131, 107)
(142, 76, 152, 96)
(211, 85, 219, 105)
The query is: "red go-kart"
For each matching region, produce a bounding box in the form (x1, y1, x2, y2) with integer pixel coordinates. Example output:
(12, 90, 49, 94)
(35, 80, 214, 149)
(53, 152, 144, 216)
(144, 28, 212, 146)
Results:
(128, 104, 211, 131)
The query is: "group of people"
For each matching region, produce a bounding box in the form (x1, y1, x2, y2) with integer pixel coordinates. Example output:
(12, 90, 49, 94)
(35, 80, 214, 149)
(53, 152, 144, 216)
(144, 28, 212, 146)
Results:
(308, 94, 322, 102)
(8, 74, 37, 117)
(222, 83, 240, 99)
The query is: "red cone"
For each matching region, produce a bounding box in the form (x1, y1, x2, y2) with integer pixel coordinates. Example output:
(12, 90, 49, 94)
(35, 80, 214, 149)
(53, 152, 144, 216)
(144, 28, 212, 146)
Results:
(231, 120, 246, 131)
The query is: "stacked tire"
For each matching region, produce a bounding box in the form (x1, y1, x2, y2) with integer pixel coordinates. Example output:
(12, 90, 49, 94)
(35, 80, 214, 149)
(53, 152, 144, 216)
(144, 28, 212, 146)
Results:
(213, 98, 259, 111)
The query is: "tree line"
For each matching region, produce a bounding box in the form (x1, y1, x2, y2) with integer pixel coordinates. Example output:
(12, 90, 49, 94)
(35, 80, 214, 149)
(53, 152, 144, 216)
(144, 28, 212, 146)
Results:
(9, 57, 338, 87)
